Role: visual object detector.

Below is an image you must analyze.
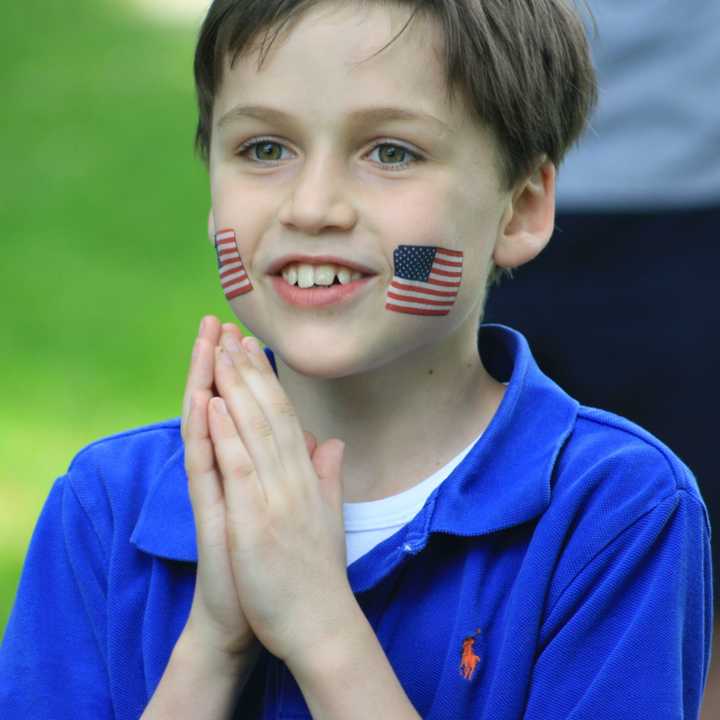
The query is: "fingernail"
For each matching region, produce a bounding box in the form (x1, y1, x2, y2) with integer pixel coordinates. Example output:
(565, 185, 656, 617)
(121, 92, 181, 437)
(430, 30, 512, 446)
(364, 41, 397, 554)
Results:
(219, 348, 234, 366)
(222, 333, 242, 354)
(214, 397, 228, 415)
(199, 317, 206, 334)
(243, 336, 261, 354)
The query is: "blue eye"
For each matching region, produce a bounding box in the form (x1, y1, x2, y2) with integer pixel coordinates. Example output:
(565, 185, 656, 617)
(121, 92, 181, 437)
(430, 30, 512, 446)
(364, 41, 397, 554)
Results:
(235, 137, 422, 170)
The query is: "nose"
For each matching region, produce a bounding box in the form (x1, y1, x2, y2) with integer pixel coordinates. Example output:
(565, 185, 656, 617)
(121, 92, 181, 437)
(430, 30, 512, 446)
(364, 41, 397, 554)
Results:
(277, 150, 358, 235)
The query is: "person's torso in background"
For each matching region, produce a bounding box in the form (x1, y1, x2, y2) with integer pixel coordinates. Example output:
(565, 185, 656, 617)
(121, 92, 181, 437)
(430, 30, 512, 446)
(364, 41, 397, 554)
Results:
(557, 0, 720, 211)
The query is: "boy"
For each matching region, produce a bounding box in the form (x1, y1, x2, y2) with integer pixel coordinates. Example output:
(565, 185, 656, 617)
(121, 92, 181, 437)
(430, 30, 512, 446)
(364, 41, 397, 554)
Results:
(0, 1, 712, 718)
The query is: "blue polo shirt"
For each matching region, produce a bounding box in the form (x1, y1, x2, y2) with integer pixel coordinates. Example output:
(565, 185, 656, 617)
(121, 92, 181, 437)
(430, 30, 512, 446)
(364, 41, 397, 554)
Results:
(0, 325, 712, 719)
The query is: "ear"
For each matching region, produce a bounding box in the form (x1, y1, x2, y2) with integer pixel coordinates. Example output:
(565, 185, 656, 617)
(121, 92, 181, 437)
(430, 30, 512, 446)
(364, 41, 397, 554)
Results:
(207, 208, 216, 246)
(493, 159, 556, 270)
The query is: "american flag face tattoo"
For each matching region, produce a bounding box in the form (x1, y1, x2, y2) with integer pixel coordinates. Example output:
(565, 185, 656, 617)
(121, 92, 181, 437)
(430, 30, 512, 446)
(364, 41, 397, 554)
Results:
(385, 245, 463, 316)
(214, 229, 253, 300)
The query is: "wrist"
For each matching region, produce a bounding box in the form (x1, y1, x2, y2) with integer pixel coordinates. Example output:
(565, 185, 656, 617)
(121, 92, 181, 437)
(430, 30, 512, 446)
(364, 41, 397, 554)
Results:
(142, 629, 261, 719)
(284, 606, 420, 720)
(179, 619, 260, 680)
(284, 599, 371, 680)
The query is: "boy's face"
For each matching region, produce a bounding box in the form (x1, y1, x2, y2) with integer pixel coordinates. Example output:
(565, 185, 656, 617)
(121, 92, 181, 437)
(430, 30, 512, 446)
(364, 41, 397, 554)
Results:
(208, 1, 516, 378)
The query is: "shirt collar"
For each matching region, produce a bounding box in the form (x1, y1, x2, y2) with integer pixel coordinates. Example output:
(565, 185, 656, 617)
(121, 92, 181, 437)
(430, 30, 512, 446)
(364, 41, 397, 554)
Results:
(131, 325, 578, 562)
(426, 324, 578, 537)
(129, 346, 281, 563)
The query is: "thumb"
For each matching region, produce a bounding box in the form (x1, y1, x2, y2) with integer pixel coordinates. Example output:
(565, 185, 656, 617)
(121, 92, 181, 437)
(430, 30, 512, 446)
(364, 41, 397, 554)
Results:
(311, 439, 346, 506)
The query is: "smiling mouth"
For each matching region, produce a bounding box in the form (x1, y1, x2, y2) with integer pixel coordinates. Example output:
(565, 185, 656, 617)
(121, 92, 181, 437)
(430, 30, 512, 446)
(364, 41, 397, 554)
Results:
(269, 272, 375, 308)
(274, 262, 373, 288)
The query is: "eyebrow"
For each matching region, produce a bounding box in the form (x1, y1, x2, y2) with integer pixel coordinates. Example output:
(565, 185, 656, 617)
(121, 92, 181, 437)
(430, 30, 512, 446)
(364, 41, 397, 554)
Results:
(216, 104, 451, 134)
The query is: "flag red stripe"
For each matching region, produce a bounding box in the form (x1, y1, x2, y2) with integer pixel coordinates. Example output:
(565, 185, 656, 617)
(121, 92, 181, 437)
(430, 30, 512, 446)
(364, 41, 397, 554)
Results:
(386, 291, 454, 307)
(427, 278, 460, 287)
(226, 285, 253, 299)
(430, 267, 463, 278)
(219, 260, 244, 271)
(385, 303, 449, 316)
(427, 278, 462, 288)
(434, 248, 464, 258)
(221, 267, 247, 280)
(391, 279, 458, 295)
(434, 257, 464, 268)
(222, 275, 250, 287)
(222, 281, 249, 293)
(223, 277, 252, 289)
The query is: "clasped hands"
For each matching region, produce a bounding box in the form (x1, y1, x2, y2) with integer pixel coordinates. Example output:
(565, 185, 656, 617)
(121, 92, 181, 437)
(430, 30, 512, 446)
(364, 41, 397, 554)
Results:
(180, 316, 354, 672)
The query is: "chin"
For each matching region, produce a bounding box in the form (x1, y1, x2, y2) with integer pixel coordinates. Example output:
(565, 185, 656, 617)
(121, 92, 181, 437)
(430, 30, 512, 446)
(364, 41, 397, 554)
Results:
(267, 329, 398, 380)
(273, 345, 369, 379)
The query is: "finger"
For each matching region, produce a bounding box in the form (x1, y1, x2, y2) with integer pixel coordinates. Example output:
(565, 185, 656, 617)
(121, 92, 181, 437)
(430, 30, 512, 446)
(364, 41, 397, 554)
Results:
(207, 396, 266, 524)
(240, 335, 313, 470)
(184, 390, 226, 513)
(181, 337, 214, 439)
(222, 322, 245, 339)
(311, 439, 346, 509)
(219, 334, 309, 473)
(184, 392, 241, 619)
(236, 340, 317, 458)
(222, 334, 317, 476)
(200, 315, 222, 344)
(181, 317, 222, 438)
(214, 343, 286, 501)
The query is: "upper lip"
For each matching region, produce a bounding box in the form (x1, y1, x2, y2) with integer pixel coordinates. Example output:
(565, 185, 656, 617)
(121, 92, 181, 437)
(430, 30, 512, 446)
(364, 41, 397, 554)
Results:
(267, 254, 378, 276)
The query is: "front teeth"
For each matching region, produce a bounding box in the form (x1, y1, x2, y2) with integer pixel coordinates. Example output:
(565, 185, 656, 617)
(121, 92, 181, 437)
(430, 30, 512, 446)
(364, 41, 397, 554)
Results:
(281, 263, 363, 287)
(298, 264, 315, 289)
(337, 268, 352, 285)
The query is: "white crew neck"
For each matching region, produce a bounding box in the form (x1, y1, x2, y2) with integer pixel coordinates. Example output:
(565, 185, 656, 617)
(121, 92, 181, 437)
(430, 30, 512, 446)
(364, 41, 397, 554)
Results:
(342, 431, 482, 533)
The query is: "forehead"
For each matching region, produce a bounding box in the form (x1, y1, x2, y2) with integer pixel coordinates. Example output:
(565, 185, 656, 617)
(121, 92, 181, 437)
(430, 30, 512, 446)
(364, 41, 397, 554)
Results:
(214, 2, 463, 134)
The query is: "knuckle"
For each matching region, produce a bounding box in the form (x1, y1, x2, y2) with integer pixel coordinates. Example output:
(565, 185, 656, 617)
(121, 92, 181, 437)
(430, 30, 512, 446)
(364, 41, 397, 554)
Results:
(228, 458, 256, 480)
(271, 396, 296, 418)
(184, 437, 216, 480)
(251, 415, 274, 439)
(184, 456, 204, 479)
(225, 521, 244, 555)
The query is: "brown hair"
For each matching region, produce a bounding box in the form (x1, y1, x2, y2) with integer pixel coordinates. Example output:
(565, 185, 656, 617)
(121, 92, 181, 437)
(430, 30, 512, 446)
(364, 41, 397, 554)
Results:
(193, 0, 597, 285)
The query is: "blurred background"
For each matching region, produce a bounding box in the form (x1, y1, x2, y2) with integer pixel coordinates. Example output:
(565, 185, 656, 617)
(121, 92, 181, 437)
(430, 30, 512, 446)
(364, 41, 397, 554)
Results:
(0, 0, 227, 631)
(2, 0, 717, 715)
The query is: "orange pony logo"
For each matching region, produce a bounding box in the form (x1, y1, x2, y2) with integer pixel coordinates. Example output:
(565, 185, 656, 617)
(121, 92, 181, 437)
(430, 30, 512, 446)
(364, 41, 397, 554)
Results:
(460, 628, 482, 681)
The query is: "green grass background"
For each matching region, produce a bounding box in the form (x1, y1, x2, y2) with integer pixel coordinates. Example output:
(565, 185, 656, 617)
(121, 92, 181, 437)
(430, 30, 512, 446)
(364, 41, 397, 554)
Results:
(0, 0, 238, 634)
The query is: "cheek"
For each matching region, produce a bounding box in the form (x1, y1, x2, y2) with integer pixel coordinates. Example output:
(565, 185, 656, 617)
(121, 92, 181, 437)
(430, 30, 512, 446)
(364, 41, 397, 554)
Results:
(210, 170, 277, 231)
(380, 189, 466, 318)
(379, 189, 448, 244)
(210, 178, 275, 284)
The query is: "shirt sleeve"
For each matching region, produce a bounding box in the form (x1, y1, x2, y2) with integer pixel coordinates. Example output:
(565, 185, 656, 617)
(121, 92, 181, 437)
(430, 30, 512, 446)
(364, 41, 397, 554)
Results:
(523, 489, 713, 720)
(0, 475, 113, 718)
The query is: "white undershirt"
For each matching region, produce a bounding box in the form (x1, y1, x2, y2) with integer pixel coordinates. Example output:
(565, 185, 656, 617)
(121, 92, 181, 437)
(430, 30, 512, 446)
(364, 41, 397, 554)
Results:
(343, 432, 483, 566)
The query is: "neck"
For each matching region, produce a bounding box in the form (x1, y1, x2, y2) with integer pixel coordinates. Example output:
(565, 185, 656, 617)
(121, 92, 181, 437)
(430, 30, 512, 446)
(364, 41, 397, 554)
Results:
(275, 320, 505, 502)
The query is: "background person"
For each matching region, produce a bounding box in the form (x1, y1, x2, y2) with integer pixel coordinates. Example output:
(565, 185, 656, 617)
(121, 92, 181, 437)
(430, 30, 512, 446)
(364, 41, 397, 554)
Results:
(484, 1, 720, 715)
